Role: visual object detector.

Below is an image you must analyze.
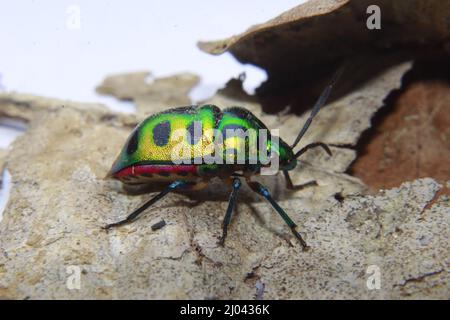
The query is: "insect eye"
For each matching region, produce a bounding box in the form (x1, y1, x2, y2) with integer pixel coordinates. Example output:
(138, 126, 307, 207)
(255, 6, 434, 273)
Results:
(126, 129, 139, 155)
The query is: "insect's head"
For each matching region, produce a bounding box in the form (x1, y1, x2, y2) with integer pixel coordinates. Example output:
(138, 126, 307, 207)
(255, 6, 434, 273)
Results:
(270, 138, 297, 171)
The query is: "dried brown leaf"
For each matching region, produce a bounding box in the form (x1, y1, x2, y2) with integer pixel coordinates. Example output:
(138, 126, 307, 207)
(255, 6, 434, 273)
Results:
(199, 0, 449, 76)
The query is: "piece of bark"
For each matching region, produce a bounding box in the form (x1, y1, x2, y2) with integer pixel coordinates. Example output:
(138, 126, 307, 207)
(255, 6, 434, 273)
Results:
(349, 61, 450, 191)
(0, 0, 446, 300)
(96, 71, 199, 117)
(0, 70, 446, 299)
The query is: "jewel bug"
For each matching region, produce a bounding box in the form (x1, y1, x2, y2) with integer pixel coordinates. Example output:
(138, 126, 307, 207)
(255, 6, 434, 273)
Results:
(104, 69, 343, 250)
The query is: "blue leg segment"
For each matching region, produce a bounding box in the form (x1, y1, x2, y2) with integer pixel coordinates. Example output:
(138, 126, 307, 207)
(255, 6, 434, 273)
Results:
(104, 180, 187, 229)
(247, 181, 309, 250)
(218, 178, 242, 246)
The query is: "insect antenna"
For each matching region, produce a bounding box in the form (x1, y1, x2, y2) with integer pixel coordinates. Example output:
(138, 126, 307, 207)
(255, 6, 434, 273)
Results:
(291, 66, 345, 150)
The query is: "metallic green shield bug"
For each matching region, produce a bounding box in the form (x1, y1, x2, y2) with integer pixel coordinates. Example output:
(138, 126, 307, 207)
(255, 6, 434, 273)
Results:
(104, 69, 343, 250)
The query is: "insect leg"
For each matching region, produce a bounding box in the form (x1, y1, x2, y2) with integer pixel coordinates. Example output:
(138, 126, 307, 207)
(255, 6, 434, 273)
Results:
(247, 181, 309, 250)
(283, 170, 317, 191)
(103, 180, 187, 230)
(218, 178, 242, 246)
(294, 142, 332, 159)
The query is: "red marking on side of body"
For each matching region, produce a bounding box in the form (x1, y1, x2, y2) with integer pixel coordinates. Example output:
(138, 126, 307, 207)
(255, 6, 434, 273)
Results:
(114, 164, 198, 178)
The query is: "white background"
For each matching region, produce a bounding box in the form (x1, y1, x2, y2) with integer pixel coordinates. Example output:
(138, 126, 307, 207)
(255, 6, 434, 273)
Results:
(0, 0, 306, 215)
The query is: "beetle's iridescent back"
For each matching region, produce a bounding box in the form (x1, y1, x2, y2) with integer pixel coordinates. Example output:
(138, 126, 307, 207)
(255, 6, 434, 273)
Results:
(109, 104, 293, 184)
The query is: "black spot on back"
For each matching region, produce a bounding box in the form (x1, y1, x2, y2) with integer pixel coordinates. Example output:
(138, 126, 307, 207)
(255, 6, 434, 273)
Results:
(153, 121, 171, 146)
(186, 121, 203, 145)
(126, 129, 139, 155)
